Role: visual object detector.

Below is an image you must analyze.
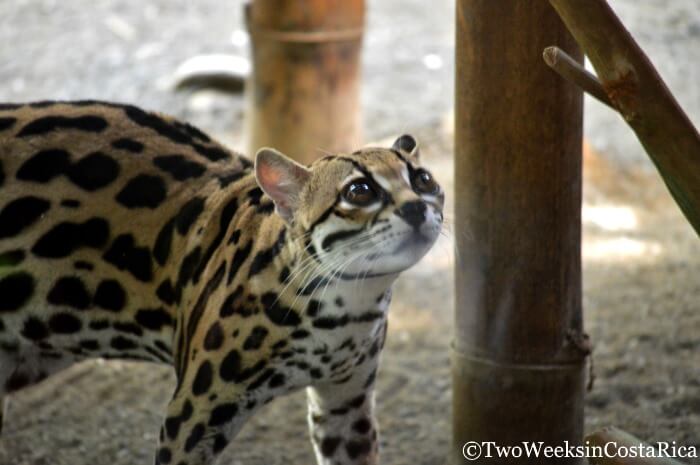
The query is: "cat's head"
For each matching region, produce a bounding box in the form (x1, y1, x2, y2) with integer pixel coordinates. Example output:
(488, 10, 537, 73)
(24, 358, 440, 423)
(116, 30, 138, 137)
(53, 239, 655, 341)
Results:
(255, 135, 443, 277)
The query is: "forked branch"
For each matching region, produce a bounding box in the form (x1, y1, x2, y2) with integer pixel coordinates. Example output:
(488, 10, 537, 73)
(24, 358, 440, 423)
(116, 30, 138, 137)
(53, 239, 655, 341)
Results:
(546, 0, 700, 236)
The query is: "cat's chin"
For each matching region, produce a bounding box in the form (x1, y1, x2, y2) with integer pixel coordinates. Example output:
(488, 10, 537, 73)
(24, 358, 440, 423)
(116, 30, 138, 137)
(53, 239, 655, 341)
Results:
(331, 250, 426, 279)
(361, 233, 437, 276)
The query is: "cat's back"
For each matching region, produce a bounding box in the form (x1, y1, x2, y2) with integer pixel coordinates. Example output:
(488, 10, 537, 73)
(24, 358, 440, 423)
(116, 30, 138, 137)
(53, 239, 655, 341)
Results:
(0, 100, 255, 363)
(0, 100, 247, 190)
(0, 100, 254, 317)
(0, 100, 252, 248)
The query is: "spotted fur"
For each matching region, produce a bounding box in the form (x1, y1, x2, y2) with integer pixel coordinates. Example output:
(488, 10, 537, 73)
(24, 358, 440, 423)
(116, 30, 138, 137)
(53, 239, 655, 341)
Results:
(0, 101, 444, 465)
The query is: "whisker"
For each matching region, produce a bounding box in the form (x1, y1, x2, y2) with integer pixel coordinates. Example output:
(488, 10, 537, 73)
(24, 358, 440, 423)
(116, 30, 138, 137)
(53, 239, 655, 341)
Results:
(318, 248, 365, 305)
(310, 249, 367, 308)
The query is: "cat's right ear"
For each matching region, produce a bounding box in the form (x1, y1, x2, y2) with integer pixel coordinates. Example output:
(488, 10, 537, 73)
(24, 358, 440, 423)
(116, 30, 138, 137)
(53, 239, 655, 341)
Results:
(255, 148, 311, 222)
(392, 134, 419, 161)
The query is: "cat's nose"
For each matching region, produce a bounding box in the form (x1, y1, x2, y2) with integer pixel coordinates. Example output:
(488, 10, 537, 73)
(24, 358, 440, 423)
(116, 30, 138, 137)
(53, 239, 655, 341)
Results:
(396, 200, 426, 229)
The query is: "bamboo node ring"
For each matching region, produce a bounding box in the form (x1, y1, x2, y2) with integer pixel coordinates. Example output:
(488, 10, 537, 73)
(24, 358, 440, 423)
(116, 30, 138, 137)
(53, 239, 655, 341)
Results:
(246, 26, 364, 44)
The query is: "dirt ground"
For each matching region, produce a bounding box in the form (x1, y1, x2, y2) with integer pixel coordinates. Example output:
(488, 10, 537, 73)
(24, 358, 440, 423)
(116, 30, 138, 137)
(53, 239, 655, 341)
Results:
(1, 1, 699, 464)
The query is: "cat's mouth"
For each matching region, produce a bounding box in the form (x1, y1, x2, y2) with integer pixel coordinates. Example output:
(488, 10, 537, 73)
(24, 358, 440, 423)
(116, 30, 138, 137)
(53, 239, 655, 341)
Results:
(397, 228, 437, 249)
(365, 230, 436, 262)
(333, 231, 437, 279)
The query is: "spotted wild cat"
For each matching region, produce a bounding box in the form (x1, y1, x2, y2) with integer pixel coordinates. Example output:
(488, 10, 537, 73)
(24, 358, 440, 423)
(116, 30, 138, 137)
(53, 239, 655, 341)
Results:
(0, 101, 444, 465)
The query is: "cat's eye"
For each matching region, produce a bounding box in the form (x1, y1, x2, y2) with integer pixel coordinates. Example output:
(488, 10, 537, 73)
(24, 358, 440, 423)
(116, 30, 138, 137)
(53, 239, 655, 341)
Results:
(412, 169, 439, 195)
(343, 179, 378, 206)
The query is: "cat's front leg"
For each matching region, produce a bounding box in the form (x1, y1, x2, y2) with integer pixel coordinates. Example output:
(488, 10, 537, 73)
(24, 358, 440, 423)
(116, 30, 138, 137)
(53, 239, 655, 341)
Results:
(155, 383, 256, 465)
(306, 364, 380, 465)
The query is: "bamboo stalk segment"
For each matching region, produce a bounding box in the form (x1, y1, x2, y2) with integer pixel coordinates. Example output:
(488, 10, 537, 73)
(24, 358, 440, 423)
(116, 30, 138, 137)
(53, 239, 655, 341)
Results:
(452, 1, 587, 462)
(244, 0, 365, 165)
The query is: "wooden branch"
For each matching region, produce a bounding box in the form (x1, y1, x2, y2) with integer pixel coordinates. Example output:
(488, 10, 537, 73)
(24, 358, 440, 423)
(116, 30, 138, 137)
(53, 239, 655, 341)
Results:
(548, 0, 700, 237)
(543, 46, 613, 108)
(586, 427, 687, 465)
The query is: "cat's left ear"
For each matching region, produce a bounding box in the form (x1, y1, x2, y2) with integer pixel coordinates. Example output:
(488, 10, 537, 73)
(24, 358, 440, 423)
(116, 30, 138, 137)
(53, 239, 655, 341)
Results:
(392, 134, 419, 162)
(255, 147, 312, 222)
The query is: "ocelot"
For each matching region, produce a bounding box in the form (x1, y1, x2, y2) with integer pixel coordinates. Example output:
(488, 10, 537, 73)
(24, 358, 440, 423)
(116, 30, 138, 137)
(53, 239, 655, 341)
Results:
(0, 100, 444, 465)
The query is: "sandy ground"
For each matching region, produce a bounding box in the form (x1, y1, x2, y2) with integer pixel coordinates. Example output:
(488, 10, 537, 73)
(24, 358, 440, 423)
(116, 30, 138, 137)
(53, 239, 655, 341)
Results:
(0, 1, 699, 464)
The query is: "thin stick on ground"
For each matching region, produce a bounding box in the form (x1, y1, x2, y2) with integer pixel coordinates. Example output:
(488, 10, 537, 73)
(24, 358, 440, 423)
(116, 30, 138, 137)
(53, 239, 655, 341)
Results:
(546, 0, 700, 237)
(586, 427, 687, 465)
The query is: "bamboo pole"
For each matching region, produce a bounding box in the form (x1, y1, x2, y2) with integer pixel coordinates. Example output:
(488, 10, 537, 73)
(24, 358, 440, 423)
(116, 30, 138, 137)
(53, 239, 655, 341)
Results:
(546, 0, 700, 237)
(452, 1, 587, 463)
(244, 0, 365, 165)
